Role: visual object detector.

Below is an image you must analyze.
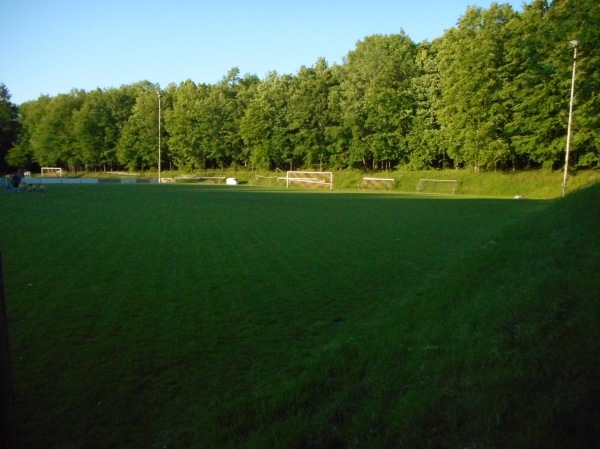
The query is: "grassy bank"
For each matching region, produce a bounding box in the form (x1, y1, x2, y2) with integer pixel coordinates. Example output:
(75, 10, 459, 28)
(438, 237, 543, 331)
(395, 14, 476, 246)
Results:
(62, 168, 600, 198)
(1, 182, 599, 448)
(290, 168, 599, 197)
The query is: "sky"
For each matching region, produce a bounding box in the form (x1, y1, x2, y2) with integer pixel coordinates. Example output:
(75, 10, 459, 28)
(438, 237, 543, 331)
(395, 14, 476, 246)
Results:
(1, 0, 523, 105)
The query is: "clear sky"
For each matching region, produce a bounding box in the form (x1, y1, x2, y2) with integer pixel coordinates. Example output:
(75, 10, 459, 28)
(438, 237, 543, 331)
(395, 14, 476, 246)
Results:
(1, 0, 523, 105)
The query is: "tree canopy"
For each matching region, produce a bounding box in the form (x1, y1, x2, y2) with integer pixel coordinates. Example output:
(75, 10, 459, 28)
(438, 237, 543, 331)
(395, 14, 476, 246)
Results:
(4, 0, 599, 173)
(0, 83, 22, 172)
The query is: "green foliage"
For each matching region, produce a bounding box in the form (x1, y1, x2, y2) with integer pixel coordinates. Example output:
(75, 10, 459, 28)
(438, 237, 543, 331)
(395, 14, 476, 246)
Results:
(0, 84, 21, 171)
(72, 89, 122, 170)
(116, 81, 162, 171)
(166, 80, 213, 170)
(8, 0, 600, 173)
(240, 71, 294, 169)
(287, 59, 336, 170)
(22, 91, 86, 169)
(336, 32, 418, 169)
(406, 44, 444, 169)
(436, 4, 517, 170)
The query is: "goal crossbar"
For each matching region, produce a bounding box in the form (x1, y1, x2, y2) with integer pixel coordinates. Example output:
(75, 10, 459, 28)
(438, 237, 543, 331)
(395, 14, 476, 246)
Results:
(286, 171, 333, 191)
(360, 177, 395, 190)
(41, 167, 63, 177)
(416, 178, 460, 194)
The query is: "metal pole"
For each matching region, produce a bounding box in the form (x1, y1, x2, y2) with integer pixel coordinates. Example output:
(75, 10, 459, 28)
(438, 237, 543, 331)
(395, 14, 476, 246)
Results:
(562, 40, 578, 198)
(157, 89, 161, 184)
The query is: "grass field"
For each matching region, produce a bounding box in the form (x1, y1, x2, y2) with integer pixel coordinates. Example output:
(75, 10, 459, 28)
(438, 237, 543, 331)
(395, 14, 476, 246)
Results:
(40, 167, 600, 198)
(1, 183, 599, 448)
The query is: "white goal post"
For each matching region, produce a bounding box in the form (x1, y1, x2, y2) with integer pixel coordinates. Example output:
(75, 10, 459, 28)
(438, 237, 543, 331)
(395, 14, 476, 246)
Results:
(416, 178, 460, 194)
(359, 177, 395, 191)
(286, 171, 333, 191)
(41, 167, 63, 177)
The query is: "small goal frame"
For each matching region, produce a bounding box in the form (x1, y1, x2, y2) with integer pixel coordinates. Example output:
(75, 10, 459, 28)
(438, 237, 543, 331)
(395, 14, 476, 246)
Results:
(286, 171, 333, 191)
(359, 177, 395, 191)
(41, 167, 63, 177)
(416, 178, 460, 194)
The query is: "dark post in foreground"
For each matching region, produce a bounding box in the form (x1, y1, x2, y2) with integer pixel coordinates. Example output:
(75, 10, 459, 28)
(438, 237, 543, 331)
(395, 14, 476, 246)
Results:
(0, 252, 15, 449)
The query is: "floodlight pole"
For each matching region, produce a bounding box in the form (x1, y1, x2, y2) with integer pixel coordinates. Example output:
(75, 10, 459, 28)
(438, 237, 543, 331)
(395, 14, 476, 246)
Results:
(156, 86, 161, 184)
(562, 40, 578, 198)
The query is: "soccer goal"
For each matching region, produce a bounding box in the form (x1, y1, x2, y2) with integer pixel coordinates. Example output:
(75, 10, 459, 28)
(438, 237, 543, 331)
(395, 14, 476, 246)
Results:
(253, 174, 286, 187)
(416, 178, 460, 194)
(41, 167, 63, 177)
(286, 171, 333, 191)
(359, 177, 395, 191)
(173, 175, 226, 184)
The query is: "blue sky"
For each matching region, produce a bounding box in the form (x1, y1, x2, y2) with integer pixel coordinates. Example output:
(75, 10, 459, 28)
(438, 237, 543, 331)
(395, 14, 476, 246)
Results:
(1, 0, 523, 105)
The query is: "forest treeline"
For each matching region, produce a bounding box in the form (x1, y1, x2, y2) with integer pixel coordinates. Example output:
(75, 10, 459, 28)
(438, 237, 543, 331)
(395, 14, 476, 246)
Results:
(1, 0, 599, 174)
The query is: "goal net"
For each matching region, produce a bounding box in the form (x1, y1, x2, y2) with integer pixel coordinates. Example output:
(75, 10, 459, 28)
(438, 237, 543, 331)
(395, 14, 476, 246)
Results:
(41, 167, 63, 177)
(359, 177, 395, 191)
(253, 174, 286, 187)
(416, 179, 460, 194)
(286, 171, 333, 191)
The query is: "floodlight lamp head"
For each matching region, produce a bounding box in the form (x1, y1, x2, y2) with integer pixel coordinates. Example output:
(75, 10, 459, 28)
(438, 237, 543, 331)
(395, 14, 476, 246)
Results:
(570, 40, 578, 47)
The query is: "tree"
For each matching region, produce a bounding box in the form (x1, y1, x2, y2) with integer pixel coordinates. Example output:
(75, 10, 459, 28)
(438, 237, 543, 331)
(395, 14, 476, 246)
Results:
(7, 96, 48, 170)
(240, 72, 293, 169)
(436, 4, 517, 170)
(72, 89, 116, 171)
(100, 85, 139, 170)
(166, 80, 211, 170)
(546, 0, 600, 168)
(18, 90, 85, 169)
(405, 42, 445, 169)
(6, 0, 598, 173)
(117, 82, 162, 172)
(232, 72, 261, 167)
(503, 0, 565, 168)
(325, 64, 352, 169)
(336, 32, 418, 170)
(287, 58, 337, 170)
(0, 84, 21, 172)
(502, 0, 600, 169)
(205, 68, 246, 169)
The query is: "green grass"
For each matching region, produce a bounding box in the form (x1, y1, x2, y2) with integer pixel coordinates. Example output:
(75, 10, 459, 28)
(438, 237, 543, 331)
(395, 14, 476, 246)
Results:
(1, 182, 599, 448)
(49, 168, 600, 198)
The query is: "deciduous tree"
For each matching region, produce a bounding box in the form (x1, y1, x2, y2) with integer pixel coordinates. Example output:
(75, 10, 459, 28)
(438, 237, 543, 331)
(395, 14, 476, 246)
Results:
(336, 32, 417, 169)
(117, 82, 161, 171)
(437, 4, 517, 170)
(240, 72, 293, 169)
(0, 84, 21, 171)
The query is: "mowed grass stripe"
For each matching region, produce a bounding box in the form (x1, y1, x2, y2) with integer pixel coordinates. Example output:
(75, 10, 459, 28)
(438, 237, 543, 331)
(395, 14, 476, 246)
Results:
(0, 185, 546, 448)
